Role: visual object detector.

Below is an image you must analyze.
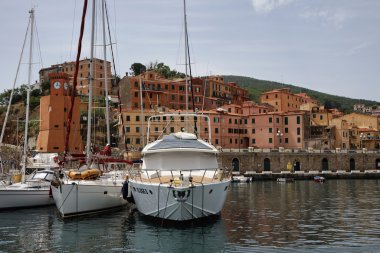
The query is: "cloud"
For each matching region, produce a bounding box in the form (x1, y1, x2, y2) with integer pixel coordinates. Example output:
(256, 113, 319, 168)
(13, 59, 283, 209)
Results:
(347, 41, 371, 56)
(251, 0, 295, 13)
(300, 9, 352, 29)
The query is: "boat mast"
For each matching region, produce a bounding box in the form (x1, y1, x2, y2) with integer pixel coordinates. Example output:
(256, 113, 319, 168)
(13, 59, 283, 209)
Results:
(21, 8, 35, 183)
(101, 0, 111, 146)
(86, 0, 96, 163)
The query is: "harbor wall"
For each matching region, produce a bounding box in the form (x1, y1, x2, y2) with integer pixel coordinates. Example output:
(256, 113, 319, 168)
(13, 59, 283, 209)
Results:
(219, 150, 380, 175)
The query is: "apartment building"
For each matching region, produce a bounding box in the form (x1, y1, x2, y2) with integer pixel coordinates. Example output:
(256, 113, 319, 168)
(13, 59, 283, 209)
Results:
(39, 58, 112, 97)
(259, 88, 316, 112)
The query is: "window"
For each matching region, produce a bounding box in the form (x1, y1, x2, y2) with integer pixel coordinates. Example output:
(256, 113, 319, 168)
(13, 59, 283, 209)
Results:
(229, 118, 232, 124)
(297, 127, 300, 135)
(269, 128, 272, 133)
(320, 115, 323, 120)
(126, 115, 130, 121)
(252, 118, 255, 124)
(285, 127, 288, 133)
(269, 117, 272, 123)
(285, 117, 288, 125)
(269, 138, 272, 144)
(136, 127, 140, 133)
(215, 128, 219, 134)
(136, 116, 140, 122)
(285, 138, 288, 143)
(126, 138, 130, 144)
(297, 116, 301, 124)
(252, 138, 256, 144)
(170, 127, 174, 133)
(313, 114, 316, 118)
(276, 118, 279, 123)
(125, 127, 130, 133)
(134, 92, 138, 98)
(215, 139, 219, 145)
(252, 128, 255, 134)
(297, 137, 301, 143)
(136, 138, 140, 145)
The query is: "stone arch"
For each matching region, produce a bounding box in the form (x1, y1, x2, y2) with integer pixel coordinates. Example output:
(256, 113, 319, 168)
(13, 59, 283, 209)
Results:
(231, 158, 240, 172)
(349, 158, 355, 171)
(293, 158, 301, 171)
(321, 158, 329, 171)
(264, 158, 271, 171)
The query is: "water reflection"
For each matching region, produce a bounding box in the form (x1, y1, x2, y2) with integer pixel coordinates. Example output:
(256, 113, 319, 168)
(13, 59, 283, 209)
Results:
(1, 180, 380, 252)
(223, 180, 380, 251)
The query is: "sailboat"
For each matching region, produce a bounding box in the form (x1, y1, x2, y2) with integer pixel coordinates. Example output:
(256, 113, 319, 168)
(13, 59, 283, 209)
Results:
(51, 0, 132, 218)
(0, 8, 56, 209)
(126, 0, 231, 221)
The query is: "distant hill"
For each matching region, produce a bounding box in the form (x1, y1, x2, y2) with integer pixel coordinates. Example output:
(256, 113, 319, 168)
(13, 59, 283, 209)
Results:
(223, 75, 379, 113)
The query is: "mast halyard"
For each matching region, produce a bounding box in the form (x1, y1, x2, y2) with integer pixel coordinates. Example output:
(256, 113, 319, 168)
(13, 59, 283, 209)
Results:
(21, 8, 35, 183)
(139, 77, 145, 147)
(101, 0, 111, 146)
(86, 0, 96, 163)
(184, 0, 189, 116)
(183, 0, 198, 137)
(0, 18, 31, 145)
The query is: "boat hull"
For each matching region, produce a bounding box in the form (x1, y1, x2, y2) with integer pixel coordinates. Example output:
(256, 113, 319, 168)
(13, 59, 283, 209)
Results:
(0, 188, 54, 209)
(129, 180, 230, 221)
(51, 181, 127, 218)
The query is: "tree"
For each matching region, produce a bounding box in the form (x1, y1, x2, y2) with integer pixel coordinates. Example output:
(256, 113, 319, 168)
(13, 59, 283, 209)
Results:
(146, 61, 185, 79)
(130, 63, 146, 76)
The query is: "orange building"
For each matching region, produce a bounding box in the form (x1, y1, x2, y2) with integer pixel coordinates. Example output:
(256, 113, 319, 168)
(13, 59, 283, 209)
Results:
(36, 73, 83, 153)
(39, 58, 112, 97)
(119, 71, 204, 111)
(204, 76, 250, 107)
(118, 72, 250, 112)
(259, 88, 315, 112)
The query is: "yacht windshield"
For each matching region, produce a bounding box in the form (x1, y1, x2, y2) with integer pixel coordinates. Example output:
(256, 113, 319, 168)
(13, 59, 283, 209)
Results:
(31, 172, 55, 181)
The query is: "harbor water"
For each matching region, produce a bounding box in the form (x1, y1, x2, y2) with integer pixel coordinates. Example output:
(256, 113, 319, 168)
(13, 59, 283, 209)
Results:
(1, 179, 380, 252)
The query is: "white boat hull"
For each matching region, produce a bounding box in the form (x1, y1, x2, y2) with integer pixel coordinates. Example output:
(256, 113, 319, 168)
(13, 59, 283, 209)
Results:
(51, 180, 127, 218)
(0, 188, 54, 209)
(129, 180, 230, 221)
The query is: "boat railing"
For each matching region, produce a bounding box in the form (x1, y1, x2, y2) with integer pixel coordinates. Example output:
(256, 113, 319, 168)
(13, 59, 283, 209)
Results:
(131, 167, 230, 186)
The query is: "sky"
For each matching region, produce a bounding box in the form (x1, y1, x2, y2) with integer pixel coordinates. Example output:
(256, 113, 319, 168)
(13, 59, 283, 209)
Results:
(0, 0, 379, 102)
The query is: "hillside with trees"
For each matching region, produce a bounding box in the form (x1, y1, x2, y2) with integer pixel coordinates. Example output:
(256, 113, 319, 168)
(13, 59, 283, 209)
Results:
(223, 75, 379, 113)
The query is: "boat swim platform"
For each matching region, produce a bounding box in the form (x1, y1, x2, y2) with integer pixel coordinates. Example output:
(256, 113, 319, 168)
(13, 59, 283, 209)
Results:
(240, 170, 380, 181)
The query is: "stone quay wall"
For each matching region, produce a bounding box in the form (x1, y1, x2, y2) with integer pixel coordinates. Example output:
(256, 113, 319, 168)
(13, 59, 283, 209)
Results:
(219, 150, 380, 175)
